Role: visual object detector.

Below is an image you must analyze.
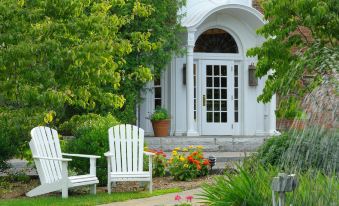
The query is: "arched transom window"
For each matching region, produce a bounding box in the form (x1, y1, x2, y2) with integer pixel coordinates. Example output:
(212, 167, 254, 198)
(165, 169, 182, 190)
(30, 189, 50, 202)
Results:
(194, 28, 238, 53)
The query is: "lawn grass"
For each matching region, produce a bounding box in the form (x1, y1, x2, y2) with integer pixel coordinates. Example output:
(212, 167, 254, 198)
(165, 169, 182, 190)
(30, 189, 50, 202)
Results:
(0, 188, 181, 206)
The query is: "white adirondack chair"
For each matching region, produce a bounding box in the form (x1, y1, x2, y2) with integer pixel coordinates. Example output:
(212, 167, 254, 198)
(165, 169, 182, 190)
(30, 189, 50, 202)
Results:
(105, 124, 154, 194)
(26, 126, 100, 198)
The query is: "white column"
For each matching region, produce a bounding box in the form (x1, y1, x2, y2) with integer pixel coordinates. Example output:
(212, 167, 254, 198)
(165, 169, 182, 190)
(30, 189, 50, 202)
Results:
(186, 28, 198, 136)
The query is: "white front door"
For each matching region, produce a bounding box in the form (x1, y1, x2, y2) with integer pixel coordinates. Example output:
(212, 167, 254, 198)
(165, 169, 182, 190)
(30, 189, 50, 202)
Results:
(201, 60, 239, 135)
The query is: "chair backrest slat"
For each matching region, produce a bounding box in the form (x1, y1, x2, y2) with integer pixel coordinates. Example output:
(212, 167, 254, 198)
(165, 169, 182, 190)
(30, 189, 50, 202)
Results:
(138, 129, 144, 172)
(108, 124, 144, 173)
(132, 125, 139, 172)
(113, 126, 121, 172)
(126, 125, 132, 173)
(108, 128, 117, 172)
(119, 125, 127, 173)
(30, 126, 62, 183)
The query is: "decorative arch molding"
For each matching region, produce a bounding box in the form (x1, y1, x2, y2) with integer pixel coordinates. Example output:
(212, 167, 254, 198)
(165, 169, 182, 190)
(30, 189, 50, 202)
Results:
(194, 25, 244, 56)
(194, 28, 239, 53)
(182, 4, 265, 29)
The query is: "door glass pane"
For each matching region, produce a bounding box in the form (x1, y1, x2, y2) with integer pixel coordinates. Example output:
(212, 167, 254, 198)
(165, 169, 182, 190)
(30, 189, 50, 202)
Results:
(207, 89, 213, 99)
(214, 77, 220, 87)
(207, 100, 213, 111)
(214, 112, 220, 122)
(234, 77, 238, 87)
(235, 112, 238, 122)
(221, 101, 227, 111)
(214, 101, 220, 111)
(207, 77, 213, 87)
(214, 65, 220, 76)
(207, 65, 212, 75)
(221, 112, 227, 122)
(235, 100, 238, 111)
(207, 112, 213, 122)
(221, 77, 227, 87)
(214, 89, 220, 99)
(235, 88, 238, 99)
(221, 89, 227, 99)
(221, 66, 227, 76)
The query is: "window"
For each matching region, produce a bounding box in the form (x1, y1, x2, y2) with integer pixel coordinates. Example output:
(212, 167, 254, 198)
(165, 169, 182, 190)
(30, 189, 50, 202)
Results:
(183, 64, 197, 119)
(154, 78, 162, 108)
(234, 65, 239, 122)
(194, 28, 238, 53)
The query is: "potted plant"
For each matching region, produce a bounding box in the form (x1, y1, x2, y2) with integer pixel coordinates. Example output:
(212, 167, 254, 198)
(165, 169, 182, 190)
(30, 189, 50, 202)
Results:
(150, 107, 170, 137)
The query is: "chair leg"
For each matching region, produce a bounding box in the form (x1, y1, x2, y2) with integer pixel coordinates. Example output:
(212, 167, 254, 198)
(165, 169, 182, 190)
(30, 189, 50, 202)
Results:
(90, 184, 96, 195)
(149, 181, 152, 193)
(62, 186, 68, 198)
(107, 181, 112, 194)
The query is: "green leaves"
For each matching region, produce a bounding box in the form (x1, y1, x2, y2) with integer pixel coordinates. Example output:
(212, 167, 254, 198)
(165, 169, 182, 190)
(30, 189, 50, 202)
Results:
(248, 0, 338, 103)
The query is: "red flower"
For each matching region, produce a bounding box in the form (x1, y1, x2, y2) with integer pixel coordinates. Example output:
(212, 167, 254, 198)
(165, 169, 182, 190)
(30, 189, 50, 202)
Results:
(187, 156, 194, 163)
(203, 159, 210, 165)
(174, 194, 182, 201)
(186, 195, 193, 202)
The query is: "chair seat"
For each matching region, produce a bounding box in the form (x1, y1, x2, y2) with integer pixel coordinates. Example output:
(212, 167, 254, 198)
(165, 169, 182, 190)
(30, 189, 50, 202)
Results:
(110, 172, 150, 178)
(69, 175, 99, 187)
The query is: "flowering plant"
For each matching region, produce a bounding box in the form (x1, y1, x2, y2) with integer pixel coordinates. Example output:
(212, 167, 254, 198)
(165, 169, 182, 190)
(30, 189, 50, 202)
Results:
(145, 147, 167, 177)
(174, 194, 193, 206)
(168, 146, 209, 181)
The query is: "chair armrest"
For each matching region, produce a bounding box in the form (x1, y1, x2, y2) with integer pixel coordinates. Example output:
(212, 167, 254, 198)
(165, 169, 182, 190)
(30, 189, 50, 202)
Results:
(62, 153, 100, 159)
(33, 156, 72, 161)
(144, 151, 155, 156)
(104, 152, 115, 157)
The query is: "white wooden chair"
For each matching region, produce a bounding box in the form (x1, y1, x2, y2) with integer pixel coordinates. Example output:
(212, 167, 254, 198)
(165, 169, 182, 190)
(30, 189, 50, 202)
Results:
(105, 124, 154, 194)
(26, 126, 100, 198)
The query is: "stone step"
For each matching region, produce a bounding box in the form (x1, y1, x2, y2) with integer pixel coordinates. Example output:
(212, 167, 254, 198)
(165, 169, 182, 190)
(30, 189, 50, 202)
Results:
(145, 136, 267, 152)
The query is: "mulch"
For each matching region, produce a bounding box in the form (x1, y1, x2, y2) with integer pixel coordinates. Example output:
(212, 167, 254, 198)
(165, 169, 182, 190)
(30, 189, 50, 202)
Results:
(0, 175, 219, 199)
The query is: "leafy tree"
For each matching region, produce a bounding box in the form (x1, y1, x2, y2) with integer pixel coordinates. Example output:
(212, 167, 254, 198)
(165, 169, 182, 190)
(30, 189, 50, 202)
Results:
(248, 0, 338, 103)
(0, 0, 184, 166)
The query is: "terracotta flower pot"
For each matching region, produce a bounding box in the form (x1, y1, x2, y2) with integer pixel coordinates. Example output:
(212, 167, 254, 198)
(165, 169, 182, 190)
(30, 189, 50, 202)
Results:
(152, 119, 170, 137)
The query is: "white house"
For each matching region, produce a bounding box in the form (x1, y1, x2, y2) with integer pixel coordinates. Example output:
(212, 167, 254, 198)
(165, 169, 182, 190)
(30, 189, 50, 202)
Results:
(138, 0, 276, 137)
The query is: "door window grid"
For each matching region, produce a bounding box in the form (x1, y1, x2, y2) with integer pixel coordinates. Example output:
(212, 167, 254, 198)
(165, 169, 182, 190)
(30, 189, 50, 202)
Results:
(206, 65, 228, 123)
(154, 78, 162, 108)
(234, 65, 239, 122)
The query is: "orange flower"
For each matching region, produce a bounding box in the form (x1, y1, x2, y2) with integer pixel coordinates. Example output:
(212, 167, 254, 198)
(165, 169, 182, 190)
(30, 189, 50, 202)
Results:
(187, 156, 194, 163)
(203, 159, 210, 165)
(192, 151, 198, 156)
(197, 164, 202, 170)
(193, 160, 200, 165)
(198, 155, 203, 159)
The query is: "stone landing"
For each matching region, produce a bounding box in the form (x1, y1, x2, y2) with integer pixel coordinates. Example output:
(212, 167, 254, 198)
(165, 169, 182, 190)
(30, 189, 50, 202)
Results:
(145, 136, 268, 152)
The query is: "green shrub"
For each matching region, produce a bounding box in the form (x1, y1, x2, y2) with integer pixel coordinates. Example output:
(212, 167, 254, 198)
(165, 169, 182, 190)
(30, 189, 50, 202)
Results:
(0, 107, 44, 171)
(254, 133, 291, 166)
(200, 165, 339, 206)
(64, 114, 119, 185)
(253, 127, 339, 174)
(150, 107, 170, 121)
(146, 149, 167, 177)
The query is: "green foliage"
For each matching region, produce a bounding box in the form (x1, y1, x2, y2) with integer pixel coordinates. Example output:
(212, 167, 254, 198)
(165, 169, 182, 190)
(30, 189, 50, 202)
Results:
(254, 133, 291, 166)
(146, 149, 168, 177)
(247, 0, 339, 103)
(0, 0, 184, 163)
(253, 128, 339, 174)
(64, 114, 119, 185)
(201, 165, 339, 206)
(200, 165, 274, 206)
(150, 107, 170, 121)
(0, 107, 44, 171)
(168, 146, 209, 181)
(275, 97, 304, 119)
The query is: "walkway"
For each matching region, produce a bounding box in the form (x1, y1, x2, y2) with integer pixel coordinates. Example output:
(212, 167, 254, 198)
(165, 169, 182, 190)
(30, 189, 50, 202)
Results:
(100, 188, 204, 206)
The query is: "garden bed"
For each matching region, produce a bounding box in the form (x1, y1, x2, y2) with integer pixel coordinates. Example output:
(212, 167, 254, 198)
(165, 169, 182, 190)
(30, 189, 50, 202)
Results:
(0, 174, 219, 199)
